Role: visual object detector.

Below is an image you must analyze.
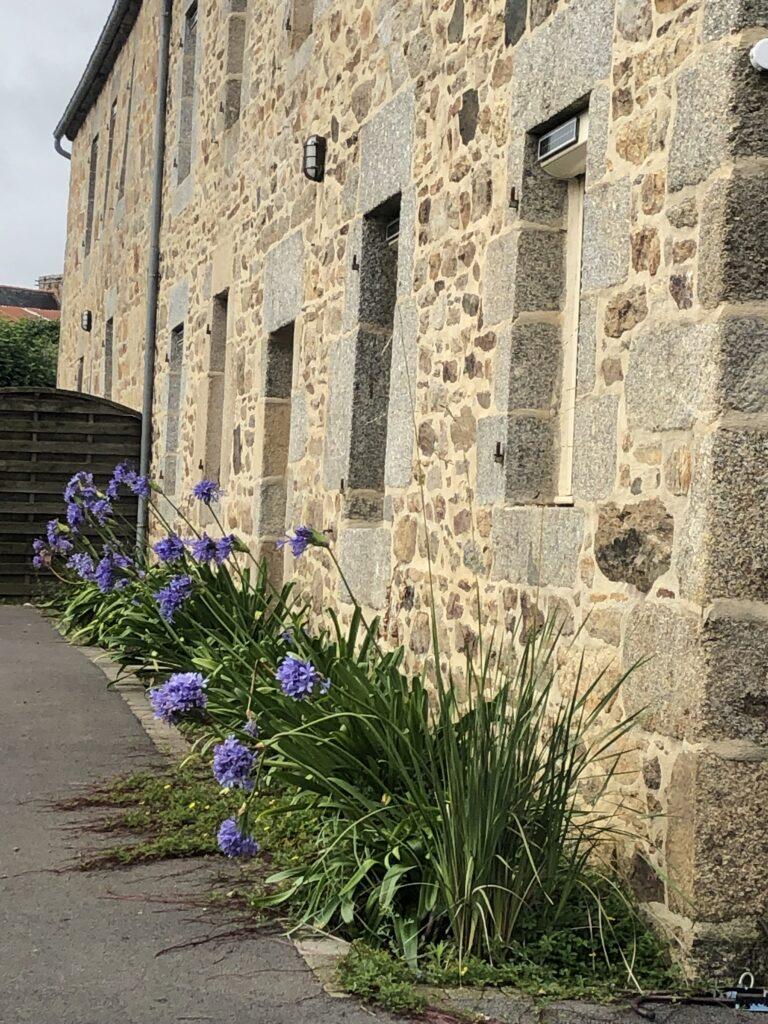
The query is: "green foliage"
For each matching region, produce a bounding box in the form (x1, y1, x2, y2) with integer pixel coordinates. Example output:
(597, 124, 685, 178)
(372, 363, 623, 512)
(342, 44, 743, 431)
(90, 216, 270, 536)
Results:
(40, 467, 674, 1001)
(337, 942, 425, 1014)
(0, 316, 59, 387)
(257, 619, 645, 976)
(66, 764, 242, 868)
(66, 764, 321, 873)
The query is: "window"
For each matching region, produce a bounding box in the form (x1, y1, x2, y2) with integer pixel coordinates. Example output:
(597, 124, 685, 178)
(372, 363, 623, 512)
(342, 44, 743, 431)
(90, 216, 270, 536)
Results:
(287, 0, 313, 52)
(177, 3, 199, 183)
(555, 176, 585, 504)
(84, 134, 99, 255)
(104, 318, 114, 399)
(164, 325, 185, 493)
(223, 3, 247, 129)
(76, 356, 84, 393)
(102, 100, 118, 218)
(118, 59, 136, 201)
(262, 321, 295, 558)
(203, 291, 229, 483)
(346, 194, 401, 520)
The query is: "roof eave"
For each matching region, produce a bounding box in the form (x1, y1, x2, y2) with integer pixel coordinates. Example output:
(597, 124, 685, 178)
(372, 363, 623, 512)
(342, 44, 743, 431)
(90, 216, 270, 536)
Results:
(54, 0, 143, 145)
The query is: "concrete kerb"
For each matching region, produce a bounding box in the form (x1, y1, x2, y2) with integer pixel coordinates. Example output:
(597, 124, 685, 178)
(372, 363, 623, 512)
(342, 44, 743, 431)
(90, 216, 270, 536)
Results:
(50, 621, 353, 999)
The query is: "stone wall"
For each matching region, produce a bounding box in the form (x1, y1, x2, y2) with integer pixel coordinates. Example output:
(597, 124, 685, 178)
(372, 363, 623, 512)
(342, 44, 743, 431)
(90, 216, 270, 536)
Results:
(58, 0, 768, 976)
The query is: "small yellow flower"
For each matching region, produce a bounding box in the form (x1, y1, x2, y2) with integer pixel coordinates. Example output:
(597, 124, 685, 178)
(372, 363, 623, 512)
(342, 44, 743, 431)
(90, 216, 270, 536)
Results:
(163, 783, 172, 790)
(188, 801, 196, 810)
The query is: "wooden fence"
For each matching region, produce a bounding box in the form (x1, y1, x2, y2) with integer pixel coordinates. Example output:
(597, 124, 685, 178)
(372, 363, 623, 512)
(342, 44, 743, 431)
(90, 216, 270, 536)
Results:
(0, 388, 142, 598)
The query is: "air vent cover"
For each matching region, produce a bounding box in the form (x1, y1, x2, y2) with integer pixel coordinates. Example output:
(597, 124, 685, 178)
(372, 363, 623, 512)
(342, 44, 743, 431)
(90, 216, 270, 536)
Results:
(538, 117, 579, 162)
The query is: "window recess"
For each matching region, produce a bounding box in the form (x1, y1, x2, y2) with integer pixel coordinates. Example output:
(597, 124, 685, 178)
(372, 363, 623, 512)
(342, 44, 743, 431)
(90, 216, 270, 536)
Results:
(534, 110, 589, 505)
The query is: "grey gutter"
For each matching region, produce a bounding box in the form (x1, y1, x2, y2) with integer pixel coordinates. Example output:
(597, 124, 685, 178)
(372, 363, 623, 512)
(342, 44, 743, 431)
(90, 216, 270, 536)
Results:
(137, 0, 173, 552)
(53, 0, 143, 151)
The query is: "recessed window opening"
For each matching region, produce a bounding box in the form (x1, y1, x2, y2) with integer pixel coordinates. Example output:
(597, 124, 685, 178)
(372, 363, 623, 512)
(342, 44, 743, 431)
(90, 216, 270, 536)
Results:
(103, 100, 118, 219)
(84, 134, 99, 255)
(165, 325, 185, 494)
(76, 356, 85, 393)
(118, 60, 136, 201)
(177, 3, 199, 183)
(203, 291, 229, 484)
(346, 193, 401, 521)
(287, 0, 313, 52)
(538, 109, 589, 505)
(263, 321, 296, 567)
(104, 318, 114, 399)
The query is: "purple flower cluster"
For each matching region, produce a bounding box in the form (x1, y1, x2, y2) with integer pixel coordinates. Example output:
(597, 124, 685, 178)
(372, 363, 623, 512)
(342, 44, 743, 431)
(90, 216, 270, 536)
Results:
(190, 533, 217, 564)
(212, 736, 255, 790)
(153, 534, 186, 564)
(32, 520, 73, 569)
(94, 548, 133, 594)
(243, 719, 260, 738)
(276, 525, 313, 558)
(64, 471, 96, 503)
(190, 532, 237, 566)
(109, 462, 150, 500)
(149, 671, 208, 724)
(192, 479, 221, 505)
(31, 540, 50, 570)
(64, 470, 114, 529)
(66, 552, 96, 581)
(46, 519, 73, 555)
(276, 655, 330, 701)
(217, 818, 260, 859)
(153, 574, 193, 622)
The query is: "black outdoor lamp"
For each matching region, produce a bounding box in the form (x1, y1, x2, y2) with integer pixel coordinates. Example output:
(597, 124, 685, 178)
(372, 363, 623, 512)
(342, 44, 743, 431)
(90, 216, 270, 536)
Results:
(81, 310, 93, 332)
(302, 135, 326, 182)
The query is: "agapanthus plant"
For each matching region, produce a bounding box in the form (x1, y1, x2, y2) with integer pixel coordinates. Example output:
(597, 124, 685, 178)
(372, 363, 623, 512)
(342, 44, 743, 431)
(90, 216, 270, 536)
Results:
(94, 547, 133, 593)
(276, 525, 329, 558)
(153, 534, 186, 564)
(153, 574, 193, 622)
(149, 671, 208, 724)
(66, 552, 97, 581)
(276, 654, 330, 701)
(192, 479, 221, 505)
(212, 736, 256, 790)
(109, 462, 150, 499)
(217, 817, 260, 859)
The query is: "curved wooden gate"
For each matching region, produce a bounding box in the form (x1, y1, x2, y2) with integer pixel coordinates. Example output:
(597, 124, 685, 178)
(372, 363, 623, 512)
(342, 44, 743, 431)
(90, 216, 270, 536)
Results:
(0, 388, 142, 598)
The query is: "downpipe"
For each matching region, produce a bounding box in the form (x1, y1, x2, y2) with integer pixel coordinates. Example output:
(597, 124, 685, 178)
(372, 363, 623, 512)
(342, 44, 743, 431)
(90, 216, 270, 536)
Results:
(137, 0, 173, 552)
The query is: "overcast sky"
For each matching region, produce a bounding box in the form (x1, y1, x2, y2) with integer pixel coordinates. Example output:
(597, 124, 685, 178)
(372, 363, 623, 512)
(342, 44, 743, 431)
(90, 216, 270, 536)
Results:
(0, 2, 110, 288)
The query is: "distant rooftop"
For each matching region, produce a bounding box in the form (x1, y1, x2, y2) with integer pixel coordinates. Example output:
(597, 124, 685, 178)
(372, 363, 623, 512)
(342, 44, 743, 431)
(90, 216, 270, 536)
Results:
(0, 286, 60, 311)
(0, 306, 61, 323)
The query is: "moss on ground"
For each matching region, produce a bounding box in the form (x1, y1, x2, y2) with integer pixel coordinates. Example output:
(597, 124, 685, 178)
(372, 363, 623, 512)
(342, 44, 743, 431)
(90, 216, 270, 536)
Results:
(59, 765, 682, 1015)
(59, 760, 319, 875)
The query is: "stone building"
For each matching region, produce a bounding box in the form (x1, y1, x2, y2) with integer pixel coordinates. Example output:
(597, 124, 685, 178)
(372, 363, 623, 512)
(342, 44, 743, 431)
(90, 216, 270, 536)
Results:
(55, 0, 768, 976)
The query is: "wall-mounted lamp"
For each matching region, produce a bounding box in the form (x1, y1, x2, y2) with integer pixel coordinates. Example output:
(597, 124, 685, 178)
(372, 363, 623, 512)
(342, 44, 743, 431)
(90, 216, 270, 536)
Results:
(81, 310, 93, 332)
(303, 135, 326, 182)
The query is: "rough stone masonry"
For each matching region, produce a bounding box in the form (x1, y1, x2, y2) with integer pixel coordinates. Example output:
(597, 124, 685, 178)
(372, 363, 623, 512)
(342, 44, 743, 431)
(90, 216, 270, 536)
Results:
(55, 0, 768, 978)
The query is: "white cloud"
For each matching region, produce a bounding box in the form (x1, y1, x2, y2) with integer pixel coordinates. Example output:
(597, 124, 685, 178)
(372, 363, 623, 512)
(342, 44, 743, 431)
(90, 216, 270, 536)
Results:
(0, 1, 110, 286)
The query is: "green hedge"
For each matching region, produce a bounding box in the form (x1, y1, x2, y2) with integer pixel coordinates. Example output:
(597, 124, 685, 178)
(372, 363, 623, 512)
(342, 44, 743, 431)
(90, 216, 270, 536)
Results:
(0, 317, 59, 387)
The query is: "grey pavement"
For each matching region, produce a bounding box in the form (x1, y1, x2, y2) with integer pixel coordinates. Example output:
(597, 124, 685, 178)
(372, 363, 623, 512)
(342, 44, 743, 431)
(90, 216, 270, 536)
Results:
(0, 605, 396, 1024)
